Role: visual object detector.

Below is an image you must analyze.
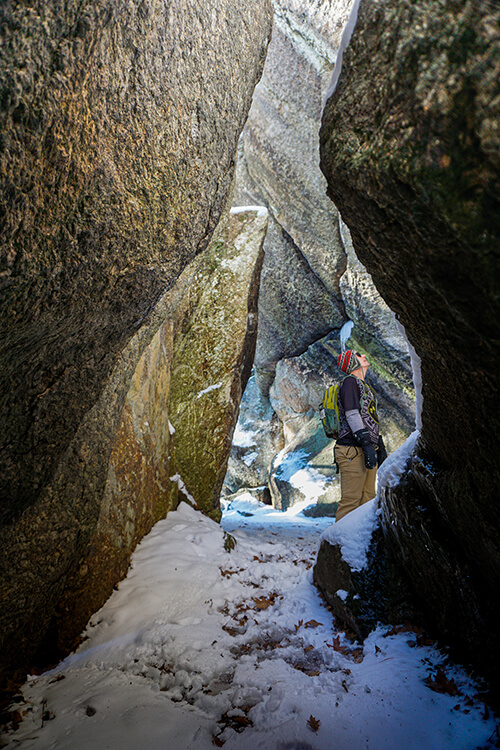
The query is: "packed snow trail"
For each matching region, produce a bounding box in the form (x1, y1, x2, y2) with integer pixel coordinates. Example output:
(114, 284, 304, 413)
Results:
(3, 499, 498, 749)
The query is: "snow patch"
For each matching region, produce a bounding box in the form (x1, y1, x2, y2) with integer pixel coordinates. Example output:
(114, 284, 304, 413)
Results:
(230, 205, 268, 219)
(340, 320, 354, 351)
(196, 382, 222, 399)
(377, 430, 418, 489)
(170, 474, 197, 506)
(232, 423, 257, 448)
(4, 500, 497, 749)
(242, 451, 258, 467)
(322, 498, 379, 571)
(274, 449, 331, 504)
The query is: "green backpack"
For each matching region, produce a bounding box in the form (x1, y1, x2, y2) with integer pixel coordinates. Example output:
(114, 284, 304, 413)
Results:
(319, 383, 343, 439)
(319, 377, 371, 440)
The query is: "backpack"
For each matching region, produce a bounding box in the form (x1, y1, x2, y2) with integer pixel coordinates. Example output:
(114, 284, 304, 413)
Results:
(319, 383, 343, 439)
(319, 377, 372, 440)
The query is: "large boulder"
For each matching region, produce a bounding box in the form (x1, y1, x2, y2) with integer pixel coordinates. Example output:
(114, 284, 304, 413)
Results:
(48, 207, 267, 657)
(234, 0, 354, 383)
(168, 208, 267, 522)
(0, 0, 272, 690)
(319, 0, 500, 686)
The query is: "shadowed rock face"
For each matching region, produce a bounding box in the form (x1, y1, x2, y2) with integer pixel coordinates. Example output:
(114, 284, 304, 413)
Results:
(0, 0, 271, 522)
(319, 0, 500, 684)
(0, 0, 272, 689)
(46, 208, 267, 658)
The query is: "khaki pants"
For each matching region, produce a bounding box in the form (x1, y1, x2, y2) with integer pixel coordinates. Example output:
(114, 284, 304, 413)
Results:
(335, 445, 377, 521)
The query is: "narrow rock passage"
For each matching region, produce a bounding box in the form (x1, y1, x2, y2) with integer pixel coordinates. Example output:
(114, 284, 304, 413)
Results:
(3, 500, 497, 749)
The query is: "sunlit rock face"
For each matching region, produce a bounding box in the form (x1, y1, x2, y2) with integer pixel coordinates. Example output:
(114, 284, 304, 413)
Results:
(319, 0, 500, 685)
(234, 0, 355, 386)
(168, 209, 267, 522)
(0, 0, 272, 689)
(224, 0, 416, 517)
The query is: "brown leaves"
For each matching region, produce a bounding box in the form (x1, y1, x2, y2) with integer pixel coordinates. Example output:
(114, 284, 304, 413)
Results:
(212, 706, 254, 744)
(252, 593, 278, 610)
(327, 635, 364, 663)
(425, 667, 459, 696)
(294, 619, 322, 632)
(384, 623, 434, 647)
(222, 625, 239, 637)
(305, 619, 323, 629)
(307, 715, 321, 732)
(219, 567, 244, 578)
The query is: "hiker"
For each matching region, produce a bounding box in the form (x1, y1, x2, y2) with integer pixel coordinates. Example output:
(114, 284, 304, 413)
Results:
(334, 349, 387, 521)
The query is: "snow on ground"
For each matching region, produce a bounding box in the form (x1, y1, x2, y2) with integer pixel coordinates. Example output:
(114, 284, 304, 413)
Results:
(3, 500, 498, 750)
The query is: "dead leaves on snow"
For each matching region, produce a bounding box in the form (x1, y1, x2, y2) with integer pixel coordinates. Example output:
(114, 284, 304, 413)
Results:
(326, 635, 364, 663)
(307, 714, 321, 732)
(212, 705, 254, 746)
(294, 619, 323, 632)
(425, 667, 459, 696)
(252, 593, 278, 610)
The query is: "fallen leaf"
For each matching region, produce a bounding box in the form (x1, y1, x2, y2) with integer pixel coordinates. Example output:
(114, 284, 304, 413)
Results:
(252, 595, 276, 610)
(294, 620, 304, 632)
(306, 670, 320, 677)
(351, 649, 364, 663)
(425, 667, 459, 696)
(232, 715, 252, 727)
(384, 622, 423, 638)
(212, 736, 225, 747)
(307, 715, 321, 732)
(304, 620, 323, 629)
(304, 645, 314, 653)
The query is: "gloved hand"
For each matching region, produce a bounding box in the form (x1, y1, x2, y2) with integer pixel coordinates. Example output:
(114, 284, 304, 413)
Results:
(354, 428, 377, 469)
(377, 435, 387, 466)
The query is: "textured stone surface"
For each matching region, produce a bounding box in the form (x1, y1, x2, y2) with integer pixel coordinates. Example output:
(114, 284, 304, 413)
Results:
(234, 0, 413, 448)
(254, 215, 340, 381)
(313, 529, 421, 641)
(0, 0, 272, 689)
(338, 218, 413, 387)
(0, 0, 271, 522)
(45, 208, 267, 655)
(168, 209, 267, 522)
(235, 1, 353, 376)
(319, 0, 500, 685)
(223, 373, 284, 495)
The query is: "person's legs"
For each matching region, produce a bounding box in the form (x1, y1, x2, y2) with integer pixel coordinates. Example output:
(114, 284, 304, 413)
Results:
(335, 446, 368, 521)
(360, 466, 378, 505)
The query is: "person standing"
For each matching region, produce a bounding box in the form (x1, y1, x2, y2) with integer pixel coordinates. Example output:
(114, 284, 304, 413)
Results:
(334, 349, 387, 521)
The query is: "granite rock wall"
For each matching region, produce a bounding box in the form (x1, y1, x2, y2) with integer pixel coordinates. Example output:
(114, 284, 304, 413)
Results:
(319, 0, 500, 686)
(0, 0, 272, 690)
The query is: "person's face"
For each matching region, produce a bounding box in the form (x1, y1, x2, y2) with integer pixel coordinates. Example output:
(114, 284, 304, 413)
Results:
(355, 351, 370, 368)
